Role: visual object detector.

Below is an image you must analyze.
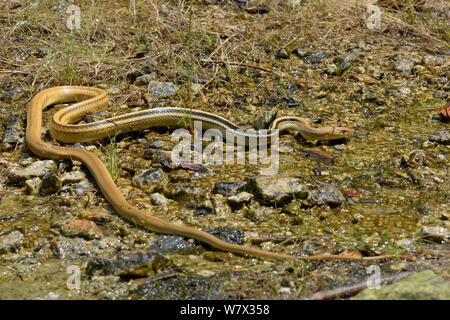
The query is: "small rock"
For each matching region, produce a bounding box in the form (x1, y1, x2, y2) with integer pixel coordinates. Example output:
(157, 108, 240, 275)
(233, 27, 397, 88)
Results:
(254, 110, 277, 129)
(25, 177, 42, 195)
(276, 48, 290, 59)
(2, 129, 21, 144)
(308, 185, 346, 206)
(0, 89, 26, 102)
(291, 48, 309, 57)
(51, 236, 97, 259)
(149, 193, 170, 206)
(40, 172, 62, 195)
(421, 226, 449, 243)
(430, 129, 450, 145)
(61, 219, 104, 240)
(153, 235, 202, 254)
(246, 176, 309, 206)
(134, 73, 156, 85)
(132, 168, 168, 193)
(8, 160, 57, 185)
(423, 54, 445, 66)
(227, 192, 253, 209)
(147, 81, 179, 97)
(213, 181, 246, 196)
(393, 59, 414, 73)
(0, 231, 24, 254)
(85, 250, 170, 277)
(60, 170, 86, 185)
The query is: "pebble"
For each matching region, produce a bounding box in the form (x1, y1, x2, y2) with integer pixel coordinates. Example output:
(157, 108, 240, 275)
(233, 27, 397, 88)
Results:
(0, 231, 24, 254)
(0, 89, 26, 102)
(147, 81, 179, 97)
(132, 168, 169, 193)
(134, 73, 156, 85)
(421, 226, 449, 243)
(8, 160, 57, 185)
(213, 181, 246, 196)
(393, 59, 414, 73)
(254, 110, 277, 129)
(60, 171, 86, 185)
(246, 175, 309, 206)
(308, 185, 346, 206)
(61, 219, 104, 240)
(51, 236, 97, 259)
(430, 129, 450, 145)
(40, 172, 62, 195)
(276, 48, 290, 59)
(25, 177, 42, 195)
(149, 192, 170, 207)
(227, 192, 253, 209)
(2, 129, 21, 144)
(85, 250, 170, 277)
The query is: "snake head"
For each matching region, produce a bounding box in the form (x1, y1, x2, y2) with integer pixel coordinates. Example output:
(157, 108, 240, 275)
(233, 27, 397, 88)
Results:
(319, 126, 354, 141)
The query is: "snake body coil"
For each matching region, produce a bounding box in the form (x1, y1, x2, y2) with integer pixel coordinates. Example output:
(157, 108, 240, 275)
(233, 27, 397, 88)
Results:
(26, 86, 353, 260)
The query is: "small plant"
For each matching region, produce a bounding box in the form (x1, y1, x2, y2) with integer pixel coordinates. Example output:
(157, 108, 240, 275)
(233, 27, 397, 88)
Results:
(97, 133, 121, 182)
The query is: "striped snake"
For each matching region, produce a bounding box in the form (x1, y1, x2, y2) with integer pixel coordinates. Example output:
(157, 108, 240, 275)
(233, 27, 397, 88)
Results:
(26, 86, 407, 262)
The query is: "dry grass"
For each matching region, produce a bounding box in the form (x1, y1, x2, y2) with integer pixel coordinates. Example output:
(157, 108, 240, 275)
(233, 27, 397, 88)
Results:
(0, 0, 447, 102)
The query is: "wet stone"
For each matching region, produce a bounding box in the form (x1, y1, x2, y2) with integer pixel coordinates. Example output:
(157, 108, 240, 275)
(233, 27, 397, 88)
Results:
(61, 219, 104, 240)
(0, 231, 24, 254)
(51, 236, 98, 259)
(213, 181, 246, 196)
(40, 172, 62, 195)
(167, 183, 210, 205)
(308, 185, 346, 206)
(63, 180, 94, 196)
(430, 129, 450, 145)
(149, 192, 170, 207)
(421, 226, 449, 243)
(227, 192, 253, 209)
(203, 227, 244, 245)
(25, 177, 42, 195)
(132, 168, 169, 193)
(8, 160, 57, 185)
(85, 250, 170, 277)
(60, 170, 86, 185)
(147, 81, 179, 97)
(153, 235, 203, 254)
(130, 275, 228, 299)
(246, 176, 309, 206)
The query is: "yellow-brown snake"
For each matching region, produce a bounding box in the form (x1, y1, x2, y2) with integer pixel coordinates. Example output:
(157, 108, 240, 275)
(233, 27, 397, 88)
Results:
(26, 86, 412, 262)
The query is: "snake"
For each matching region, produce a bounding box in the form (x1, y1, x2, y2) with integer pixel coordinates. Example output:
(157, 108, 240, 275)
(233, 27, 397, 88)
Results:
(26, 85, 375, 261)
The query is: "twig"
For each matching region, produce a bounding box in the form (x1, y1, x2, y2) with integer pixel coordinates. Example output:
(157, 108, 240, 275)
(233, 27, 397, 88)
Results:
(303, 271, 414, 300)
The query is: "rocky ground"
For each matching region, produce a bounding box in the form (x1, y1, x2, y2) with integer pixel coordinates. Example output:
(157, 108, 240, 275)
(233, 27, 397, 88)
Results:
(0, 0, 449, 299)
